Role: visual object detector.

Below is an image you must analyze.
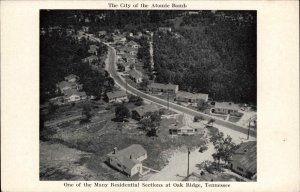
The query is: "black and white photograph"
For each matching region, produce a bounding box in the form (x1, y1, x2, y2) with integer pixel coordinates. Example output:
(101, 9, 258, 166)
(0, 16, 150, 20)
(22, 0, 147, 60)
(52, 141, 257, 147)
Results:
(39, 10, 258, 181)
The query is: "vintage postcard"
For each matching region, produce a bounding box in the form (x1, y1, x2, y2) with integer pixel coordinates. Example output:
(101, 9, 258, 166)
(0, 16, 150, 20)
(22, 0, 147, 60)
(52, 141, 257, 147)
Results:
(1, 1, 299, 192)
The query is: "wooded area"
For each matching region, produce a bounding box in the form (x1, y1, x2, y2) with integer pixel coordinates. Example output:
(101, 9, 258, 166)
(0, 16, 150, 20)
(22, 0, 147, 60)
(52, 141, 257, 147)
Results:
(153, 12, 256, 104)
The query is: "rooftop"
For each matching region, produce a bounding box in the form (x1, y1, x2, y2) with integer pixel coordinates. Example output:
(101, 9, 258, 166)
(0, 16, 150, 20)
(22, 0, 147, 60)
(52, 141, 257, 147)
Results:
(176, 91, 208, 100)
(64, 74, 78, 81)
(231, 141, 257, 173)
(148, 83, 178, 90)
(215, 102, 239, 111)
(128, 69, 143, 79)
(107, 144, 147, 169)
(132, 104, 162, 117)
(106, 90, 127, 99)
(64, 89, 86, 98)
(57, 81, 77, 89)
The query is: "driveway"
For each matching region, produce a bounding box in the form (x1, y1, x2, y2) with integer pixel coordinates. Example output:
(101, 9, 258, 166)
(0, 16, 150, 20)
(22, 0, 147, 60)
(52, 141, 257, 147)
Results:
(148, 143, 214, 181)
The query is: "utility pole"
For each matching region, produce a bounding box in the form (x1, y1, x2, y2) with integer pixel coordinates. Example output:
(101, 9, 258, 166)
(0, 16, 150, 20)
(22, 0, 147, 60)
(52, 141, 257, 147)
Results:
(247, 117, 251, 140)
(125, 80, 128, 95)
(167, 92, 169, 110)
(187, 148, 190, 178)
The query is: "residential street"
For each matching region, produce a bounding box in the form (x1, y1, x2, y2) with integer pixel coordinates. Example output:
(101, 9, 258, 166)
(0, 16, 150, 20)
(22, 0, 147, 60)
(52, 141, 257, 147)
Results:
(105, 44, 256, 138)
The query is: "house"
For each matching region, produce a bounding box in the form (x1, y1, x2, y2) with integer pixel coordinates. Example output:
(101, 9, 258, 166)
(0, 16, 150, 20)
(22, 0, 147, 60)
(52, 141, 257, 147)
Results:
(88, 45, 99, 55)
(128, 69, 143, 83)
(175, 91, 208, 103)
(214, 102, 240, 114)
(122, 53, 136, 63)
(106, 145, 147, 177)
(64, 74, 79, 83)
(158, 27, 172, 33)
(123, 46, 138, 56)
(106, 90, 128, 103)
(131, 104, 162, 121)
(126, 41, 140, 49)
(64, 89, 87, 103)
(169, 125, 197, 136)
(82, 55, 99, 64)
(82, 26, 89, 32)
(230, 141, 257, 178)
(113, 34, 127, 43)
(147, 83, 179, 94)
(98, 30, 107, 37)
(57, 81, 78, 93)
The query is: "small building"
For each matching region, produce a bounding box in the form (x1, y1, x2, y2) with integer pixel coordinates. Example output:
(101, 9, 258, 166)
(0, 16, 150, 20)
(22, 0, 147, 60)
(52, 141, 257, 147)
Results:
(64, 74, 79, 83)
(122, 53, 136, 63)
(123, 46, 138, 56)
(158, 27, 172, 33)
(214, 102, 239, 114)
(113, 34, 127, 44)
(128, 69, 143, 83)
(175, 91, 208, 103)
(147, 83, 179, 94)
(82, 26, 89, 32)
(230, 141, 257, 179)
(106, 144, 147, 177)
(106, 90, 128, 103)
(131, 104, 162, 121)
(82, 55, 99, 64)
(126, 41, 140, 49)
(98, 30, 107, 37)
(88, 45, 99, 55)
(169, 125, 197, 136)
(64, 89, 87, 103)
(57, 81, 78, 93)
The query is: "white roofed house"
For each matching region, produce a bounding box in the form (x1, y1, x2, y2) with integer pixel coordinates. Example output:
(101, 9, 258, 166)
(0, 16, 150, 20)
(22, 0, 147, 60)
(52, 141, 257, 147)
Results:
(175, 91, 208, 103)
(106, 144, 147, 177)
(57, 81, 79, 93)
(63, 89, 87, 103)
(88, 45, 99, 55)
(106, 90, 128, 103)
(147, 83, 179, 94)
(113, 34, 127, 44)
(82, 55, 99, 64)
(64, 74, 79, 83)
(131, 104, 162, 121)
(122, 53, 136, 63)
(128, 69, 143, 83)
(158, 27, 172, 33)
(214, 102, 240, 114)
(126, 40, 140, 49)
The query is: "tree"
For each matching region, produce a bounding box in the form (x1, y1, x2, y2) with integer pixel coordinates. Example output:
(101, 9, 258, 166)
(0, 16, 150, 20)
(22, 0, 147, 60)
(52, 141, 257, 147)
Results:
(128, 95, 143, 106)
(81, 104, 92, 124)
(210, 131, 236, 170)
(197, 100, 209, 111)
(115, 104, 130, 121)
(194, 115, 204, 122)
(139, 77, 150, 90)
(138, 112, 161, 137)
(208, 118, 215, 126)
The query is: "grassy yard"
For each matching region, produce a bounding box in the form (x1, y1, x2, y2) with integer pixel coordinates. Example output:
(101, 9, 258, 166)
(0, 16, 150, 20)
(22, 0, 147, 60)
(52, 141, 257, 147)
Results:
(40, 102, 208, 181)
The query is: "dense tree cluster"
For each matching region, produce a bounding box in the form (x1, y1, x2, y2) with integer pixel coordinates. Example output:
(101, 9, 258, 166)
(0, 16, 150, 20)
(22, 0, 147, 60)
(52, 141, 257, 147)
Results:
(40, 31, 112, 103)
(40, 10, 182, 35)
(153, 12, 256, 104)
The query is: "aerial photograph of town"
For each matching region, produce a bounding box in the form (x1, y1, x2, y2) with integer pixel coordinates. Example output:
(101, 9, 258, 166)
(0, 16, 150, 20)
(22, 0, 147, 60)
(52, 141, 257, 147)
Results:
(40, 10, 257, 182)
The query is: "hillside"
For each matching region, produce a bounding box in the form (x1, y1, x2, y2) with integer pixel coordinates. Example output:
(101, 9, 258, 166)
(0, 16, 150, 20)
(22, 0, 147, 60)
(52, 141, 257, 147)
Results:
(153, 11, 256, 104)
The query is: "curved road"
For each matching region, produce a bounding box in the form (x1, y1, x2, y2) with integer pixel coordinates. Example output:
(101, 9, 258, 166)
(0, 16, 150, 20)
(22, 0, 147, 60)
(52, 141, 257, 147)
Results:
(105, 45, 256, 138)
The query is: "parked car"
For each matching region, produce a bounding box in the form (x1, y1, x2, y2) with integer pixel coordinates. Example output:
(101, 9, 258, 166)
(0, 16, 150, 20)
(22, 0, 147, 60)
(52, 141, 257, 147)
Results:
(199, 146, 208, 153)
